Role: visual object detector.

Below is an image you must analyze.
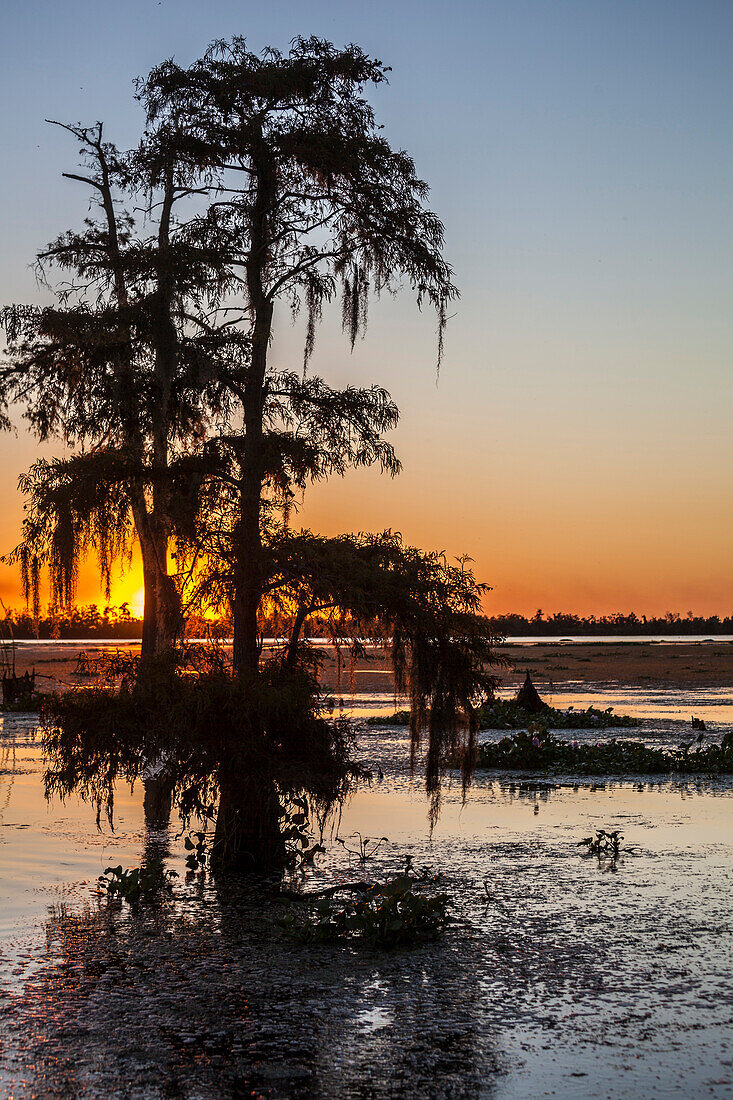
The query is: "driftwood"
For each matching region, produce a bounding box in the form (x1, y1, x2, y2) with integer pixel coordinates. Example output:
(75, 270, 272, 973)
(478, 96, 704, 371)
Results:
(515, 671, 547, 714)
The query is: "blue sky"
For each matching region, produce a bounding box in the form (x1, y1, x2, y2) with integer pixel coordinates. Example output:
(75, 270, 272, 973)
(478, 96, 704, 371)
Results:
(1, 1, 731, 613)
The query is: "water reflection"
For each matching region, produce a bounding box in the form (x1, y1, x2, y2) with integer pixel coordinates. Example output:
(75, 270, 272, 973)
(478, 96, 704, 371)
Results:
(2, 887, 499, 1099)
(1, 702, 732, 1097)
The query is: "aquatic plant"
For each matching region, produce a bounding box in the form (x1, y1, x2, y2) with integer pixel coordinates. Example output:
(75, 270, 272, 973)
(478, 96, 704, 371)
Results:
(280, 796, 327, 869)
(473, 729, 733, 775)
(97, 864, 178, 907)
(183, 831, 209, 874)
(477, 699, 641, 730)
(335, 832, 389, 864)
(369, 700, 641, 731)
(366, 710, 413, 726)
(281, 872, 449, 946)
(578, 829, 636, 872)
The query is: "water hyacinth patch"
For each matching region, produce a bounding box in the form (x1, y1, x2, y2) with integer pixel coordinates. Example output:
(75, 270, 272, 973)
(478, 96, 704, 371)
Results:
(368, 700, 642, 731)
(476, 699, 642, 731)
(279, 872, 450, 946)
(472, 729, 733, 775)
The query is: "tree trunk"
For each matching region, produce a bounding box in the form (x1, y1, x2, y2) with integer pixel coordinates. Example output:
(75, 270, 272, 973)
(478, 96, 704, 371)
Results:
(136, 519, 181, 828)
(230, 284, 272, 674)
(212, 769, 286, 874)
(140, 171, 179, 660)
(286, 603, 310, 665)
(231, 139, 275, 676)
(139, 535, 182, 658)
(220, 144, 284, 871)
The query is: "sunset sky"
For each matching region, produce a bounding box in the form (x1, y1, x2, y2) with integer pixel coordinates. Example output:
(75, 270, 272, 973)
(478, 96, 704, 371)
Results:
(1, 0, 731, 617)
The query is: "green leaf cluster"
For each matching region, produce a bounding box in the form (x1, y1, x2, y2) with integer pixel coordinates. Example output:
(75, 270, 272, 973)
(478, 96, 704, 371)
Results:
(284, 875, 449, 946)
(97, 863, 178, 907)
(474, 729, 733, 775)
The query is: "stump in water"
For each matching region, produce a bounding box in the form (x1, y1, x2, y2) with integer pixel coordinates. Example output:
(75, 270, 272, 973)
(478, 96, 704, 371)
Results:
(143, 775, 175, 829)
(515, 672, 547, 714)
(2, 669, 35, 706)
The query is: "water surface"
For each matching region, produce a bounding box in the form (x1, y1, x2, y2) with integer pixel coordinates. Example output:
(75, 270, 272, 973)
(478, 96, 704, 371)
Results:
(0, 694, 731, 1098)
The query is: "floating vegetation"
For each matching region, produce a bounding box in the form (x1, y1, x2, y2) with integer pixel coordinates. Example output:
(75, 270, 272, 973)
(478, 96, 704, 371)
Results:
(280, 871, 450, 946)
(366, 710, 413, 726)
(97, 864, 178, 907)
(476, 699, 642, 730)
(368, 700, 641, 731)
(183, 831, 209, 873)
(280, 796, 327, 869)
(578, 829, 636, 872)
(473, 730, 733, 775)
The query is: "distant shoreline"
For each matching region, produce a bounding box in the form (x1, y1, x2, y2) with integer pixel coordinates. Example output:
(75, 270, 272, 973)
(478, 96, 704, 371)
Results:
(3, 633, 733, 647)
(4, 638, 732, 695)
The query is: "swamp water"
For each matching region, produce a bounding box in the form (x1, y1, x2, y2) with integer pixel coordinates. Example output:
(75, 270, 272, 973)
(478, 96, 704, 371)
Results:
(0, 691, 732, 1099)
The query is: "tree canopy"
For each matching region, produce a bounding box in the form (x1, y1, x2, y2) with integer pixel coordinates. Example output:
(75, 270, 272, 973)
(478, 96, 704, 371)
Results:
(3, 38, 498, 871)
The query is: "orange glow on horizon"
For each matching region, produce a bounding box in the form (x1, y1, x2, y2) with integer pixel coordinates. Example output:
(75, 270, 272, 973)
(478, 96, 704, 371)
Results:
(0, 428, 731, 620)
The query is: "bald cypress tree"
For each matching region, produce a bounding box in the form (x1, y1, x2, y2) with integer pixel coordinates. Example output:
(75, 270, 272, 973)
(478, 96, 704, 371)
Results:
(0, 122, 236, 653)
(4, 39, 501, 873)
(137, 37, 457, 673)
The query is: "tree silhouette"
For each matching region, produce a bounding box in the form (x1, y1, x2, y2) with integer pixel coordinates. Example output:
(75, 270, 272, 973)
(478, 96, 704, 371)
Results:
(137, 36, 457, 673)
(3, 39, 500, 872)
(0, 121, 234, 652)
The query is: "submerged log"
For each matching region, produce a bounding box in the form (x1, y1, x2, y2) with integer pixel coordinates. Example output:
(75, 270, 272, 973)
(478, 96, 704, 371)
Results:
(515, 672, 547, 714)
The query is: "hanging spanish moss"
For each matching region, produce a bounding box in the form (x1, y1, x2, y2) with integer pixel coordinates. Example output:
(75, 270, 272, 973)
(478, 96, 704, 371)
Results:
(262, 529, 501, 822)
(6, 452, 135, 612)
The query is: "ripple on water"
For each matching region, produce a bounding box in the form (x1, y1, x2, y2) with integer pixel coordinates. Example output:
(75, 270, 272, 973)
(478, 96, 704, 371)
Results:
(0, 702, 731, 1098)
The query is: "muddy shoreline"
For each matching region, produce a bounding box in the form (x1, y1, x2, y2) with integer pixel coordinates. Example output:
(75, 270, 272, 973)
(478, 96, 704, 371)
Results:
(6, 639, 732, 700)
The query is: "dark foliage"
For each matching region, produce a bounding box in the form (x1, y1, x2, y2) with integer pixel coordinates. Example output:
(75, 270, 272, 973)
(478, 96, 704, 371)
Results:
(259, 529, 502, 816)
(488, 610, 733, 636)
(280, 873, 450, 945)
(476, 699, 641, 730)
(41, 648, 357, 830)
(577, 829, 633, 873)
(367, 700, 640, 731)
(474, 730, 733, 775)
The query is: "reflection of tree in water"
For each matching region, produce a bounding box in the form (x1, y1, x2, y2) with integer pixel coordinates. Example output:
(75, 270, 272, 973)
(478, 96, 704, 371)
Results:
(312, 940, 500, 1099)
(0, 739, 16, 817)
(0, 716, 35, 821)
(5, 886, 498, 1099)
(143, 773, 175, 831)
(487, 776, 731, 805)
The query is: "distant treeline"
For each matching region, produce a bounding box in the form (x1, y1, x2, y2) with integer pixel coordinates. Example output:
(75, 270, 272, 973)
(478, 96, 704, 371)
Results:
(1, 605, 142, 639)
(0, 605, 235, 640)
(3, 605, 732, 641)
(486, 612, 733, 637)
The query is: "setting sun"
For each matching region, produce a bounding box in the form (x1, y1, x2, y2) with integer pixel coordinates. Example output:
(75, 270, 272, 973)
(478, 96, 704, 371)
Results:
(126, 587, 145, 619)
(0, 10, 731, 1098)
